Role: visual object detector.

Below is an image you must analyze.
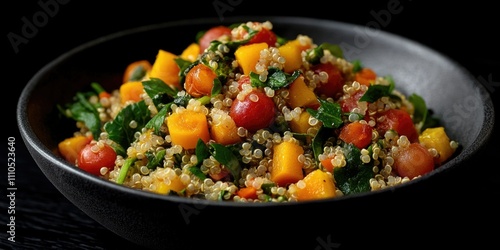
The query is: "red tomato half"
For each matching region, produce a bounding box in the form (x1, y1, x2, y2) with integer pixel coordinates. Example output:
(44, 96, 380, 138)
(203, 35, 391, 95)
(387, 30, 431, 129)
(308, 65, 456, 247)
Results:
(248, 28, 277, 47)
(339, 90, 365, 113)
(393, 143, 434, 179)
(229, 89, 276, 132)
(78, 142, 117, 176)
(198, 26, 232, 54)
(376, 109, 418, 142)
(184, 64, 217, 97)
(339, 122, 373, 149)
(312, 62, 345, 98)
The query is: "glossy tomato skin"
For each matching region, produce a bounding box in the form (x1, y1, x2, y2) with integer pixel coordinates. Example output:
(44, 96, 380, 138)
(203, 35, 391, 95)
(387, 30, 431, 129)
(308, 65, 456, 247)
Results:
(229, 89, 276, 132)
(248, 28, 277, 47)
(338, 122, 373, 149)
(237, 75, 251, 90)
(198, 26, 232, 53)
(340, 90, 365, 113)
(376, 109, 419, 142)
(78, 142, 117, 176)
(393, 142, 434, 179)
(312, 62, 345, 98)
(184, 64, 217, 97)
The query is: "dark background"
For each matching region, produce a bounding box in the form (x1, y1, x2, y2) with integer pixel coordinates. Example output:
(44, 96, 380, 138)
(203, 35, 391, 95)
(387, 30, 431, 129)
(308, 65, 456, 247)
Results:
(2, 0, 499, 249)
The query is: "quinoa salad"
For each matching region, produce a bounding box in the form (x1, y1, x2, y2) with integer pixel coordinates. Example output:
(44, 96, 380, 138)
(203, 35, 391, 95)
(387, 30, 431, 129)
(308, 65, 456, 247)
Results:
(57, 21, 459, 202)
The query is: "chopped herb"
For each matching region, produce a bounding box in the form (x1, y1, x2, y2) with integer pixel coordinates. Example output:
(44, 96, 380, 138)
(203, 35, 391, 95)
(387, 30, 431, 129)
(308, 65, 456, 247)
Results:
(333, 144, 373, 195)
(249, 67, 300, 90)
(359, 84, 394, 103)
(307, 98, 343, 129)
(145, 149, 166, 170)
(209, 143, 241, 182)
(117, 157, 137, 184)
(103, 101, 151, 154)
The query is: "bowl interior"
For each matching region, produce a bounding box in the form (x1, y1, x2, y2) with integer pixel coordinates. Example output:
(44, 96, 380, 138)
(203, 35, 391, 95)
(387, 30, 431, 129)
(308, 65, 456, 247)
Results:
(20, 16, 494, 176)
(16, 16, 495, 249)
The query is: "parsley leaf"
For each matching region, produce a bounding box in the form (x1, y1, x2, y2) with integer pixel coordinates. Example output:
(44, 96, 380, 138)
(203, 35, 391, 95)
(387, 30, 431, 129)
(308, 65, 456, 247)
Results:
(209, 143, 241, 182)
(307, 98, 343, 129)
(249, 67, 300, 90)
(104, 101, 151, 155)
(333, 144, 373, 195)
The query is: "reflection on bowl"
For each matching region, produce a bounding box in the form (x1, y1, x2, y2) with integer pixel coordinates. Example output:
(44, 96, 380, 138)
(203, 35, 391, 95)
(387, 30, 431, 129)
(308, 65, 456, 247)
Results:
(17, 16, 494, 249)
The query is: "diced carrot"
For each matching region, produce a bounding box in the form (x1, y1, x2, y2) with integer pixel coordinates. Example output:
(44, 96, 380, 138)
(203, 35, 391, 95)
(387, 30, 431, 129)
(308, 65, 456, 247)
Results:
(120, 81, 144, 104)
(270, 140, 304, 187)
(295, 169, 336, 201)
(149, 49, 181, 90)
(166, 110, 210, 150)
(99, 91, 111, 99)
(354, 67, 376, 86)
(237, 186, 258, 199)
(320, 158, 335, 173)
(123, 60, 152, 83)
(58, 135, 92, 164)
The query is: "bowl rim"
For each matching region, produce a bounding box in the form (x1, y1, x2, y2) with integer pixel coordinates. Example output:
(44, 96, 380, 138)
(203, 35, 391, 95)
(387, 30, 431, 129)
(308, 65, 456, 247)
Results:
(17, 16, 496, 207)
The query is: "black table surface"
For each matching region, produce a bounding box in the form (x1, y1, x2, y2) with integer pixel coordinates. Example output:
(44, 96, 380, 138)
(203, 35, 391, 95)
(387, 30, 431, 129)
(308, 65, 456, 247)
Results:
(3, 1, 499, 249)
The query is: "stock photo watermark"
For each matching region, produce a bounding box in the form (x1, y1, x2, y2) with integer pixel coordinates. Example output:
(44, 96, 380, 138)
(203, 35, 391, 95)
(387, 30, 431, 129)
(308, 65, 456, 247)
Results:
(6, 137, 17, 243)
(213, 0, 243, 21)
(7, 0, 70, 54)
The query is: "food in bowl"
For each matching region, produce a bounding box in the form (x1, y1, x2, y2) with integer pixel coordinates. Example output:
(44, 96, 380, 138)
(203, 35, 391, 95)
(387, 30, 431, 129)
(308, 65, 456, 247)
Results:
(56, 20, 459, 202)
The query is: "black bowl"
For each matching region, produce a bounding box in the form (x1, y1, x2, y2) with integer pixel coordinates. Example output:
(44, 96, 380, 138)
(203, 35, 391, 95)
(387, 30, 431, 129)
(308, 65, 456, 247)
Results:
(17, 16, 494, 249)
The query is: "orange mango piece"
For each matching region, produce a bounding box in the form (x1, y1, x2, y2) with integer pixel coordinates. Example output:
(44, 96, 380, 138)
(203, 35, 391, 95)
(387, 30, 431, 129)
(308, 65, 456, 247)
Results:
(234, 42, 268, 75)
(120, 81, 144, 104)
(166, 110, 210, 150)
(180, 43, 200, 62)
(289, 110, 313, 134)
(149, 49, 181, 90)
(296, 169, 336, 201)
(155, 173, 186, 195)
(271, 140, 304, 187)
(419, 127, 457, 165)
(278, 39, 305, 73)
(58, 135, 92, 164)
(210, 111, 241, 145)
(287, 75, 320, 109)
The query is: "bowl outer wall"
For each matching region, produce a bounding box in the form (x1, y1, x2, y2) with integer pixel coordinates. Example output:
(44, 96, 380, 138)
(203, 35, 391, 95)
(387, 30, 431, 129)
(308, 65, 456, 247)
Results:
(16, 16, 495, 249)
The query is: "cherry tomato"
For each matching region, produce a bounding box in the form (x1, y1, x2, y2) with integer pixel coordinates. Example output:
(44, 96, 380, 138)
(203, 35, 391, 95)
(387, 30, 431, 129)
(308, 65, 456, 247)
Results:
(184, 64, 217, 97)
(376, 109, 419, 143)
(229, 89, 276, 132)
(237, 75, 251, 90)
(339, 90, 365, 113)
(123, 60, 152, 83)
(198, 25, 232, 54)
(78, 142, 117, 176)
(248, 28, 277, 47)
(393, 142, 434, 179)
(312, 62, 345, 98)
(339, 122, 373, 149)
